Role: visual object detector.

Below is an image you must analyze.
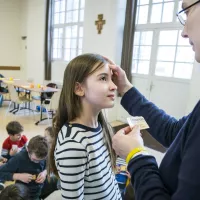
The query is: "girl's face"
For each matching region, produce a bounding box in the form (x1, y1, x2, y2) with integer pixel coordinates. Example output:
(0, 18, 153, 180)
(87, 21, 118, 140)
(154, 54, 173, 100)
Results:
(80, 63, 117, 111)
(44, 131, 52, 146)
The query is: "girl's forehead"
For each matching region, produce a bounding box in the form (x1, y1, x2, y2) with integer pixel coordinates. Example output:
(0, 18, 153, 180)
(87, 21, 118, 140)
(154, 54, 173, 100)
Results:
(93, 63, 111, 73)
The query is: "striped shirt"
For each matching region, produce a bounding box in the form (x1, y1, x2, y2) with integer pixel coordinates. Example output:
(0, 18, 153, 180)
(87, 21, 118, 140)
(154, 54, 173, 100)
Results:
(55, 122, 122, 200)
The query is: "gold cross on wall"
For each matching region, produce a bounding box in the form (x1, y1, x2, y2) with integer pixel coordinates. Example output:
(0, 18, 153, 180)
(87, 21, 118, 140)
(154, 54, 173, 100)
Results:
(95, 14, 106, 34)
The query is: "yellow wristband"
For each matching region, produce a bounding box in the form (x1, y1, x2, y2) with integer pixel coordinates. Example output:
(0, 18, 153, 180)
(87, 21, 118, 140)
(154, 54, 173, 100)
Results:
(126, 147, 146, 164)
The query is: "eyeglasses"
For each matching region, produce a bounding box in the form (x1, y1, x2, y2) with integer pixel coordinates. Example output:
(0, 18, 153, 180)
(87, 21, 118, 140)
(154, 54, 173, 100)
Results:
(176, 0, 200, 26)
(28, 153, 46, 163)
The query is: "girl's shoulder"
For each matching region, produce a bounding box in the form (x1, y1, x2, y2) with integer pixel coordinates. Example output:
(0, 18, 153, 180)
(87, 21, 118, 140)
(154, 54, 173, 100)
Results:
(57, 122, 103, 148)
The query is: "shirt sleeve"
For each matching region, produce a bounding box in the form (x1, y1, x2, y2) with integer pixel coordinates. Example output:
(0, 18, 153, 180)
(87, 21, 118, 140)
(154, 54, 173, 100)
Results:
(22, 135, 28, 146)
(121, 87, 189, 147)
(1, 139, 9, 158)
(128, 103, 200, 200)
(0, 155, 20, 181)
(55, 140, 87, 200)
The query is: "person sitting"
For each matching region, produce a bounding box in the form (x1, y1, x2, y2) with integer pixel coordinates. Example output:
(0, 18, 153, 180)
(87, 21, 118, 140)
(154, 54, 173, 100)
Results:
(0, 183, 30, 200)
(0, 135, 48, 200)
(1, 121, 28, 160)
(39, 127, 59, 199)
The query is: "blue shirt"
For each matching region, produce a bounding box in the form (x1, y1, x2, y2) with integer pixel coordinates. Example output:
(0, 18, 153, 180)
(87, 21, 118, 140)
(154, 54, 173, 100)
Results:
(0, 148, 46, 200)
(122, 87, 200, 200)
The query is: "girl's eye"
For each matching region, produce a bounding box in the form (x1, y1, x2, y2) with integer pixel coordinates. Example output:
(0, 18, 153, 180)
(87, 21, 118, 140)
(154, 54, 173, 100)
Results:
(100, 76, 107, 81)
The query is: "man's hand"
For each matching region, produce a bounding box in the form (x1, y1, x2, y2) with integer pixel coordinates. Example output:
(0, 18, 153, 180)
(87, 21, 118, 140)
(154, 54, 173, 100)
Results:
(35, 170, 47, 184)
(13, 173, 33, 183)
(9, 148, 18, 156)
(104, 56, 133, 96)
(112, 126, 144, 159)
(2, 157, 7, 163)
(0, 158, 7, 166)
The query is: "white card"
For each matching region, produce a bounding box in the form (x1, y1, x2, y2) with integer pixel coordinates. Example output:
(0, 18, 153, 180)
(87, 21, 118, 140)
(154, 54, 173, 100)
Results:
(127, 116, 149, 130)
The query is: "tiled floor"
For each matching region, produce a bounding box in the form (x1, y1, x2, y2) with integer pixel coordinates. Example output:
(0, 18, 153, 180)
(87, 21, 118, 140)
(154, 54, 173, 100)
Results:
(0, 101, 164, 166)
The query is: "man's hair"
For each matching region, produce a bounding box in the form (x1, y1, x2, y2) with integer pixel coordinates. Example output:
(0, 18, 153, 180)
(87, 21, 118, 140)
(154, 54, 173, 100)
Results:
(27, 135, 48, 159)
(45, 126, 55, 139)
(0, 183, 29, 200)
(6, 121, 24, 136)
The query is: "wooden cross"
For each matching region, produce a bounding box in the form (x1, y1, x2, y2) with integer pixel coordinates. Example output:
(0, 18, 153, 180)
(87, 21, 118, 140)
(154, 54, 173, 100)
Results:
(95, 14, 106, 34)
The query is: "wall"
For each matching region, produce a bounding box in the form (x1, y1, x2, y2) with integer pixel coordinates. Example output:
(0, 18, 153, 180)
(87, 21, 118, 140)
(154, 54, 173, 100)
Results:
(83, 0, 126, 122)
(25, 0, 46, 84)
(3, 0, 200, 123)
(0, 0, 23, 78)
(186, 62, 200, 114)
(51, 0, 126, 122)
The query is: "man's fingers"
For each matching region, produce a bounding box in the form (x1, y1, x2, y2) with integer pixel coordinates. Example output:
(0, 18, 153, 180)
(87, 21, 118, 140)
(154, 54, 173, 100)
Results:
(109, 64, 119, 71)
(121, 125, 140, 136)
(122, 126, 132, 135)
(129, 125, 140, 136)
(103, 56, 115, 65)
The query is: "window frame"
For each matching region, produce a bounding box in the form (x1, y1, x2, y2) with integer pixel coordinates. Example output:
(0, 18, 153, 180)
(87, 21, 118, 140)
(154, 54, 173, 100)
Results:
(52, 0, 84, 62)
(133, 0, 194, 81)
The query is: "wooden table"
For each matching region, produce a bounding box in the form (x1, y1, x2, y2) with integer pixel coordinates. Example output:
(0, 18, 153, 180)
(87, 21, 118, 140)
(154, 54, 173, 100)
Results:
(2, 79, 60, 125)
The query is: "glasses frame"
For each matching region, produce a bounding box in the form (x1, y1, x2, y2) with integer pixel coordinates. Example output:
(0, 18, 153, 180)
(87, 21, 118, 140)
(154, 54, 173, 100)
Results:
(176, 0, 200, 25)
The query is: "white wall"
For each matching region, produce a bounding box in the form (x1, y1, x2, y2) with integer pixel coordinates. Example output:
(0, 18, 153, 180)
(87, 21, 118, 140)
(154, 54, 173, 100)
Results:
(2, 0, 200, 123)
(24, 0, 46, 84)
(0, 0, 23, 78)
(186, 62, 200, 114)
(83, 0, 126, 122)
(51, 0, 127, 122)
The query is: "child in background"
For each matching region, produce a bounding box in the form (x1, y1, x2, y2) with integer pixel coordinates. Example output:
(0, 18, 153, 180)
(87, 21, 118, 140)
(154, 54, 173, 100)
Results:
(40, 126, 59, 199)
(0, 183, 30, 200)
(0, 135, 48, 200)
(49, 54, 121, 199)
(44, 127, 54, 147)
(1, 121, 28, 159)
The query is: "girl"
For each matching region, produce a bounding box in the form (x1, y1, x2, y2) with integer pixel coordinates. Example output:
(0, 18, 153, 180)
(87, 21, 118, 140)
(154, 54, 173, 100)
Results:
(44, 127, 54, 147)
(50, 54, 122, 199)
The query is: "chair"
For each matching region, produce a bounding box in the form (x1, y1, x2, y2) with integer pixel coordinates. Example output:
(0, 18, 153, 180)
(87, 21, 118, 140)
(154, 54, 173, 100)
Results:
(32, 83, 58, 102)
(6, 85, 34, 116)
(44, 91, 61, 124)
(0, 74, 10, 102)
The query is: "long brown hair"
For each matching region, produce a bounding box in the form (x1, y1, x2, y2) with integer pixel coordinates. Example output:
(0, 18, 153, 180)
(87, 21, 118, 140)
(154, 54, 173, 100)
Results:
(49, 54, 116, 177)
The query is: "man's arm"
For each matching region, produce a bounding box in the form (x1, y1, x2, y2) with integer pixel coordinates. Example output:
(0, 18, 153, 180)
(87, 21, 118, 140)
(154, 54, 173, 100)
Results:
(128, 110, 200, 200)
(121, 87, 190, 147)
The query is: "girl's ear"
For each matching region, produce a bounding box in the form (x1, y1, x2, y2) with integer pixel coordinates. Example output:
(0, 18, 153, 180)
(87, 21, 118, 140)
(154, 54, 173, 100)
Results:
(74, 82, 85, 97)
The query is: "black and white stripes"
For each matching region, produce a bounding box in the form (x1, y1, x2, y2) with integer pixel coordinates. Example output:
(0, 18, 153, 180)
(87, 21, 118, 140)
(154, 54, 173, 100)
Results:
(55, 123, 122, 200)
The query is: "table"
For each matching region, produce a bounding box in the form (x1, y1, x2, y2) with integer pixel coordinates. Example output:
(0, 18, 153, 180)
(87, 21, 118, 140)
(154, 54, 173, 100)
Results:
(2, 79, 60, 125)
